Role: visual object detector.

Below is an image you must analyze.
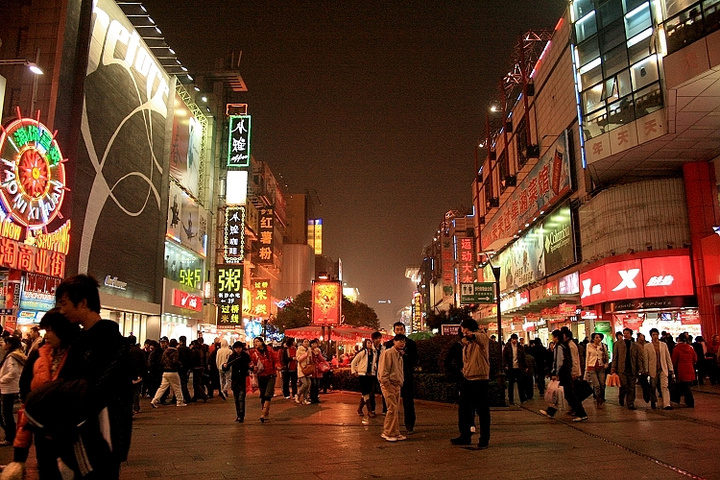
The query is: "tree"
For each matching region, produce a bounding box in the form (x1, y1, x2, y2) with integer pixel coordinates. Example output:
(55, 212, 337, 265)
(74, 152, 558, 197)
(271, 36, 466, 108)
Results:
(425, 305, 477, 331)
(274, 291, 380, 332)
(274, 290, 311, 332)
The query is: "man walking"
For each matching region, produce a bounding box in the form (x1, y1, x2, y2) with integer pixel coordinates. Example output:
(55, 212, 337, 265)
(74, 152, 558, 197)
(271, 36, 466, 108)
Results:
(612, 328, 643, 410)
(503, 333, 528, 404)
(177, 335, 192, 403)
(54, 274, 133, 480)
(644, 328, 674, 410)
(540, 329, 588, 421)
(378, 334, 406, 442)
(450, 318, 491, 449)
(151, 339, 187, 407)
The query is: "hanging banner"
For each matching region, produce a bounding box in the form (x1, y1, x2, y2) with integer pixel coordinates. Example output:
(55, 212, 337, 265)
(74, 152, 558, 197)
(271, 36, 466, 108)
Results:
(227, 115, 251, 168)
(251, 278, 271, 318)
(257, 207, 274, 264)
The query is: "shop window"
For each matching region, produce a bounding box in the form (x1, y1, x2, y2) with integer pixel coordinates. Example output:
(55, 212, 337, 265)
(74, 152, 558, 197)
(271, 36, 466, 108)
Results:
(577, 36, 601, 67)
(573, 0, 595, 22)
(598, 0, 624, 28)
(630, 54, 659, 91)
(634, 82, 663, 117)
(599, 19, 626, 53)
(582, 82, 606, 113)
(624, 2, 652, 39)
(602, 44, 629, 77)
(583, 108, 610, 139)
(576, 11, 598, 43)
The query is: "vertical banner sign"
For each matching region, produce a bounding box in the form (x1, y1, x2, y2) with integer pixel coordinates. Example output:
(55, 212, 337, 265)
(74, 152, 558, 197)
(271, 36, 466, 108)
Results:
(441, 239, 454, 298)
(216, 266, 243, 328)
(257, 207, 274, 264)
(251, 278, 271, 318)
(224, 206, 246, 263)
(457, 236, 475, 284)
(227, 115, 251, 168)
(312, 281, 342, 326)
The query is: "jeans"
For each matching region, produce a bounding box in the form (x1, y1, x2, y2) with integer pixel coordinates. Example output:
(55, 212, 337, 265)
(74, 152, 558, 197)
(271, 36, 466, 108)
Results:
(233, 386, 247, 419)
(179, 369, 192, 403)
(506, 368, 526, 403)
(587, 368, 606, 403)
(458, 379, 490, 445)
(282, 370, 298, 398)
(310, 377, 321, 402)
(1, 393, 16, 442)
(297, 376, 311, 402)
(359, 375, 377, 411)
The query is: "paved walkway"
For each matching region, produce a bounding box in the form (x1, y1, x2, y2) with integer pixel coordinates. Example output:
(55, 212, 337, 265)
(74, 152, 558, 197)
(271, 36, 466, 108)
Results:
(4, 385, 720, 479)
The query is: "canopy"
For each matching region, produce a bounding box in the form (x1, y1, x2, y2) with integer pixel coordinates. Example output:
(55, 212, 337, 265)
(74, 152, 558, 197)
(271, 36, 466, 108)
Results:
(283, 325, 391, 343)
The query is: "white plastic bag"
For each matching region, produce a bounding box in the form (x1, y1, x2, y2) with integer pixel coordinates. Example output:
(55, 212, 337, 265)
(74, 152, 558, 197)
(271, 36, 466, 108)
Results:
(544, 379, 561, 406)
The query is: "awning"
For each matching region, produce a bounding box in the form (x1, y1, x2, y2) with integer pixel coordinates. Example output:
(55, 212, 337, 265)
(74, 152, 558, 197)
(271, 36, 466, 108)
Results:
(283, 326, 391, 343)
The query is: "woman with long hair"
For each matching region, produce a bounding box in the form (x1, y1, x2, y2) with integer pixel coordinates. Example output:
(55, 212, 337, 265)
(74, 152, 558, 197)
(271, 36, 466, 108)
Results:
(250, 337, 278, 422)
(309, 339, 327, 404)
(350, 339, 378, 417)
(0, 336, 26, 446)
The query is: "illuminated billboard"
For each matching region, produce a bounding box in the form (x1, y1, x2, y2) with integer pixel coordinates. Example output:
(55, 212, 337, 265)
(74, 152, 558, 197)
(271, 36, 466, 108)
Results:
(227, 115, 251, 168)
(257, 207, 274, 265)
(312, 280, 342, 326)
(170, 93, 204, 197)
(166, 182, 207, 257)
(223, 206, 245, 263)
(251, 278, 271, 318)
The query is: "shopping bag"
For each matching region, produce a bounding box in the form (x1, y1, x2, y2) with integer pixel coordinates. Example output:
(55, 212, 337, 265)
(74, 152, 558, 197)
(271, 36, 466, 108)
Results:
(544, 379, 561, 406)
(574, 379, 593, 401)
(606, 373, 621, 387)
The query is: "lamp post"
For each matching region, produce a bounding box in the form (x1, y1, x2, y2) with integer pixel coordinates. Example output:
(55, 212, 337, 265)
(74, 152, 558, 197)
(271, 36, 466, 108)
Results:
(485, 254, 506, 399)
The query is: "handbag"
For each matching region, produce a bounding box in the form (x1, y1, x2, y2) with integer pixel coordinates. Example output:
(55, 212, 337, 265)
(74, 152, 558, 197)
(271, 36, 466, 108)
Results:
(574, 378, 593, 401)
(302, 363, 315, 376)
(319, 361, 331, 373)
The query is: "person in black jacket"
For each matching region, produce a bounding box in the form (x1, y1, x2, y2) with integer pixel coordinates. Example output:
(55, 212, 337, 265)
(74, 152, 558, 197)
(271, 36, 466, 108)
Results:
(127, 335, 146, 414)
(222, 342, 251, 422)
(190, 340, 208, 402)
(530, 338, 547, 396)
(177, 336, 192, 403)
(384, 322, 417, 434)
(503, 334, 528, 404)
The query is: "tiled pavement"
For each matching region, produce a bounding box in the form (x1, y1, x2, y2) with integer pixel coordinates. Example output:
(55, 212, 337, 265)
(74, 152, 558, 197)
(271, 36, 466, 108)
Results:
(3, 384, 720, 479)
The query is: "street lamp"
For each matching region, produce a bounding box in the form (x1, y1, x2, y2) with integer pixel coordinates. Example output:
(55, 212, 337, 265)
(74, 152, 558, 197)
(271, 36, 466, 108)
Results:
(0, 59, 44, 75)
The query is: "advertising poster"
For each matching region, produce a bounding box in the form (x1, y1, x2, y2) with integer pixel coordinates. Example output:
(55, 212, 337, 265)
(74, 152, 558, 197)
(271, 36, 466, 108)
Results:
(217, 265, 243, 328)
(312, 280, 342, 326)
(257, 207, 274, 264)
(482, 131, 571, 250)
(170, 93, 203, 197)
(485, 203, 575, 292)
(251, 278, 271, 318)
(74, 0, 172, 304)
(167, 183, 207, 257)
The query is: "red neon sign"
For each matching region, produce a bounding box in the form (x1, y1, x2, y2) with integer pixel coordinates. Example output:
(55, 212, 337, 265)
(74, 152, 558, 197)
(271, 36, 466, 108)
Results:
(580, 255, 694, 306)
(172, 289, 203, 312)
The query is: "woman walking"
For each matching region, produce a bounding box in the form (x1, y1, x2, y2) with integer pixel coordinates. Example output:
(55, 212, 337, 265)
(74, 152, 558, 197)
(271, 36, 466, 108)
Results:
(222, 342, 251, 422)
(585, 332, 609, 408)
(250, 337, 278, 422)
(295, 339, 312, 405)
(309, 339, 327, 404)
(672, 333, 697, 407)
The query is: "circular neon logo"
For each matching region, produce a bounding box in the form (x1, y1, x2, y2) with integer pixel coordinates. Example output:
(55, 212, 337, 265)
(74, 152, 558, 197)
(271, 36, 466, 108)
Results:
(0, 118, 66, 229)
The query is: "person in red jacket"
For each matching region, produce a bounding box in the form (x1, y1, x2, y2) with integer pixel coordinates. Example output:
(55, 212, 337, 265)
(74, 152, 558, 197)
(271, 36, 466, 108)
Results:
(250, 337, 278, 422)
(671, 333, 697, 407)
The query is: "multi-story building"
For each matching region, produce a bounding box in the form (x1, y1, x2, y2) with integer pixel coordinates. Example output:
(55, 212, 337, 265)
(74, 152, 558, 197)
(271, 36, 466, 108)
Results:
(471, 0, 720, 344)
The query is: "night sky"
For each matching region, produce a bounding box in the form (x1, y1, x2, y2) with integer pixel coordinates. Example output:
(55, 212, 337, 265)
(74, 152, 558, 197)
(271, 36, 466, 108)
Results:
(142, 0, 567, 328)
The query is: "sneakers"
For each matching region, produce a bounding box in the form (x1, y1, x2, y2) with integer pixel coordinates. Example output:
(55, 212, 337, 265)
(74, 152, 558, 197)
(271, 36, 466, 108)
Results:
(539, 409, 553, 418)
(450, 436, 472, 445)
(302, 400, 312, 405)
(177, 403, 187, 407)
(150, 400, 159, 409)
(572, 416, 588, 422)
(284, 396, 291, 400)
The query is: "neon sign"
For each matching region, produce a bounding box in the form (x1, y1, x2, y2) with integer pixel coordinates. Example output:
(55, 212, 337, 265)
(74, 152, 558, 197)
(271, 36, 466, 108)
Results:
(0, 117, 67, 229)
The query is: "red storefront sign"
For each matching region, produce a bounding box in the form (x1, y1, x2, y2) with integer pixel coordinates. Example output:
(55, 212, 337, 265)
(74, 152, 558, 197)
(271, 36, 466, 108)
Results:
(0, 238, 65, 278)
(172, 289, 203, 312)
(580, 254, 694, 306)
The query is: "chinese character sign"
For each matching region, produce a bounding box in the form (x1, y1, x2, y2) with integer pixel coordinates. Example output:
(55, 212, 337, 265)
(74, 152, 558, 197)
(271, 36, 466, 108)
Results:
(227, 115, 251, 168)
(224, 206, 246, 263)
(216, 266, 244, 328)
(456, 234, 476, 285)
(251, 278, 271, 318)
(312, 281, 342, 326)
(257, 207, 274, 265)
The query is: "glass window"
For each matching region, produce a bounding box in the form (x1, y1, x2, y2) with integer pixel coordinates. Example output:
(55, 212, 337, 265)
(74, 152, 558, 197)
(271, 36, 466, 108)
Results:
(625, 3, 652, 39)
(634, 82, 663, 117)
(607, 95, 635, 128)
(577, 37, 600, 67)
(576, 11, 598, 43)
(623, 0, 648, 14)
(573, 0, 595, 21)
(583, 108, 609, 140)
(598, 0, 624, 27)
(603, 69, 633, 102)
(602, 45, 629, 77)
(582, 82, 606, 113)
(580, 60, 603, 90)
(599, 19, 626, 53)
(628, 35, 652, 64)
(630, 54, 659, 90)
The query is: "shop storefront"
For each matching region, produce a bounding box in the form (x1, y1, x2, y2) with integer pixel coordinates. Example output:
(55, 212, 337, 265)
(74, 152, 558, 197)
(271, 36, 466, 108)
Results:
(580, 250, 697, 342)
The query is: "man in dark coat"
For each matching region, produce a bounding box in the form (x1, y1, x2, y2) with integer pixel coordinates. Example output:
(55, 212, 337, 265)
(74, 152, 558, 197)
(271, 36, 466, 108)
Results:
(612, 328, 644, 410)
(222, 341, 252, 422)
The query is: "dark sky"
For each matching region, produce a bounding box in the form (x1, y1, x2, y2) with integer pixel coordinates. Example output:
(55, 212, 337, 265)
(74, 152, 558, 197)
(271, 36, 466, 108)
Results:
(143, 0, 567, 329)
